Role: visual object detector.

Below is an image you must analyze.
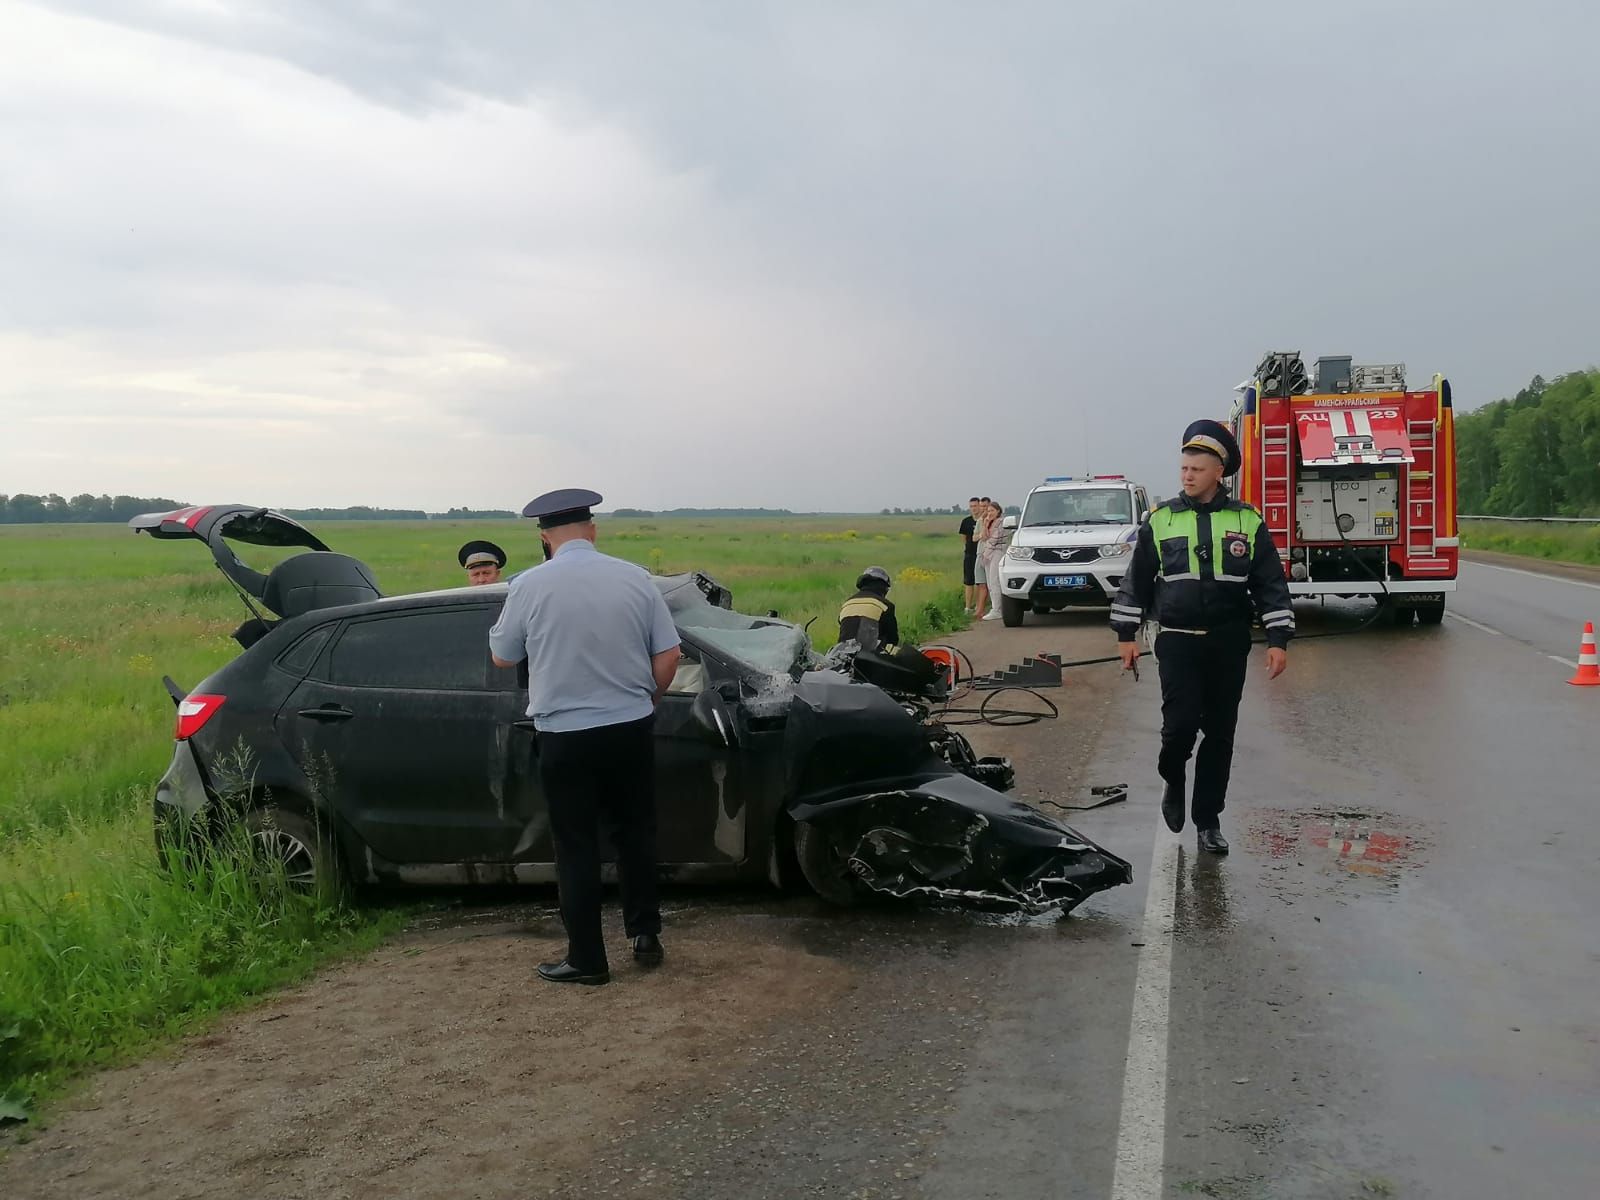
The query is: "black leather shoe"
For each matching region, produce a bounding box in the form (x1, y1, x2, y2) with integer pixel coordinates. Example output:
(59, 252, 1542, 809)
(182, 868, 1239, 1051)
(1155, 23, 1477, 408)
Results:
(632, 934, 664, 967)
(1161, 782, 1185, 833)
(537, 959, 610, 986)
(1197, 827, 1230, 855)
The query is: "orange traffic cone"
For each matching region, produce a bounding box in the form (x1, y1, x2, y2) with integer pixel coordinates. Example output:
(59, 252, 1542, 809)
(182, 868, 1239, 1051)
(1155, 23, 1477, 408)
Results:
(1567, 622, 1600, 687)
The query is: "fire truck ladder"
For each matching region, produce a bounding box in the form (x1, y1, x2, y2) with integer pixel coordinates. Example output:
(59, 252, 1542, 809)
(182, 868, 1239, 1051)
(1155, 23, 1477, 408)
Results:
(1407, 416, 1438, 557)
(1262, 419, 1294, 549)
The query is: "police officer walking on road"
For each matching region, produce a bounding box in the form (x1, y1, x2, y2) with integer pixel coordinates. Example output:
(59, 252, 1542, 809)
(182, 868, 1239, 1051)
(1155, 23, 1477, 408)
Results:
(489, 489, 682, 985)
(1110, 421, 1295, 854)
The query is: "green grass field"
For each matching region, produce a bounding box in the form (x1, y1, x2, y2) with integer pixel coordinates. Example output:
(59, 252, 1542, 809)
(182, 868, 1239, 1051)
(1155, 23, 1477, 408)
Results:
(1460, 520, 1600, 567)
(0, 515, 970, 1118)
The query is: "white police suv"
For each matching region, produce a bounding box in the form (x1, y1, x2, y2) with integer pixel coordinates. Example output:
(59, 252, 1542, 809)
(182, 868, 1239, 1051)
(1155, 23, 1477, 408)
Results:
(997, 476, 1153, 626)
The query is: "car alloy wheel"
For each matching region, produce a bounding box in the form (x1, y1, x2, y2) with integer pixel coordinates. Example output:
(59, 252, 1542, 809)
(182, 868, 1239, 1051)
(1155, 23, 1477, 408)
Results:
(243, 805, 333, 894)
(250, 827, 318, 887)
(793, 820, 871, 907)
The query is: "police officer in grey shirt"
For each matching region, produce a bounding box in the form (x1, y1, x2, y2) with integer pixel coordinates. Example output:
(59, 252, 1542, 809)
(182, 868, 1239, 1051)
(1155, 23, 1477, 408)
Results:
(489, 489, 682, 986)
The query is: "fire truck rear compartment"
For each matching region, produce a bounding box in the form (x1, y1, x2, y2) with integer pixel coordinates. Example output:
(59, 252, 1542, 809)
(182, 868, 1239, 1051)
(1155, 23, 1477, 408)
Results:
(1295, 468, 1400, 542)
(1287, 466, 1444, 612)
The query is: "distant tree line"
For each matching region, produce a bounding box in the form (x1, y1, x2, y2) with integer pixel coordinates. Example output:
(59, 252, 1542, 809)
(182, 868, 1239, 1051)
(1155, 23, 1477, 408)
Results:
(283, 506, 428, 521)
(0, 493, 184, 524)
(883, 504, 1022, 516)
(0, 496, 525, 524)
(1456, 369, 1600, 516)
(2, 496, 1035, 524)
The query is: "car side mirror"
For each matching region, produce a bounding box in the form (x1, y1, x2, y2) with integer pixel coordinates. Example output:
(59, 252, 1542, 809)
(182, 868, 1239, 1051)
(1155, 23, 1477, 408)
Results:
(690, 690, 738, 748)
(1002, 515, 1017, 530)
(1141, 510, 1151, 524)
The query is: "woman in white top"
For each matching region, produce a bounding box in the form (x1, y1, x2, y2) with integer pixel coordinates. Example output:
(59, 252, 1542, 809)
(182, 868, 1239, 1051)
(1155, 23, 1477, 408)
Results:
(978, 502, 1008, 622)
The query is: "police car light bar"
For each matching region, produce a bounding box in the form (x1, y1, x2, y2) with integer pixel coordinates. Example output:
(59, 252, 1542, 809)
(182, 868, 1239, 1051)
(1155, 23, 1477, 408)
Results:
(1090, 474, 1125, 480)
(1044, 475, 1074, 482)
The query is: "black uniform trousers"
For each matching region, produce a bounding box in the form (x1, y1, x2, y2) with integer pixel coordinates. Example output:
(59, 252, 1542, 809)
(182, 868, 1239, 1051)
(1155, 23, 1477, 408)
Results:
(537, 714, 662, 973)
(1155, 625, 1251, 830)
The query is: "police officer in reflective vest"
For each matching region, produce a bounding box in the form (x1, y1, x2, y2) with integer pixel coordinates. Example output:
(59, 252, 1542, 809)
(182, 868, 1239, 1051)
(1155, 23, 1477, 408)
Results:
(837, 566, 900, 653)
(1110, 421, 1295, 853)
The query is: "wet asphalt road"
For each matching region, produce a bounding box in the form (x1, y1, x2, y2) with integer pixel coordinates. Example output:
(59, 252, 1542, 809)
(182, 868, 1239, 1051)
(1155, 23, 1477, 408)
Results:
(569, 565, 1598, 1199)
(1448, 557, 1600, 661)
(918, 567, 1600, 1199)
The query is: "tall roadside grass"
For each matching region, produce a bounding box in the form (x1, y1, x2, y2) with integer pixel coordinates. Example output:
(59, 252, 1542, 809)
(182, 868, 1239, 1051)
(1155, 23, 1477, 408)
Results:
(1461, 520, 1600, 567)
(0, 812, 402, 1121)
(0, 515, 969, 1119)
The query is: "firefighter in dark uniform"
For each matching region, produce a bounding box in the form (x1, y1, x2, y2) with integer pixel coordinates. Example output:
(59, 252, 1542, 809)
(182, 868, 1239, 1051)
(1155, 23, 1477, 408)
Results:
(1110, 421, 1295, 854)
(488, 489, 682, 985)
(457, 539, 507, 585)
(837, 566, 900, 653)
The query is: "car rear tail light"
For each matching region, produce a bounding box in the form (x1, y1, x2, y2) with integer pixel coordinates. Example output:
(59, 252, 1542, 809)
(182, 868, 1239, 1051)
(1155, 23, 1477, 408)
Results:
(175, 694, 225, 740)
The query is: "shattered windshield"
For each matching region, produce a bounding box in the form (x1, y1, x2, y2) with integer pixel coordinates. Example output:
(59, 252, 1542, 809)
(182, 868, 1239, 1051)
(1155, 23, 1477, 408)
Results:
(1022, 488, 1133, 527)
(654, 573, 812, 677)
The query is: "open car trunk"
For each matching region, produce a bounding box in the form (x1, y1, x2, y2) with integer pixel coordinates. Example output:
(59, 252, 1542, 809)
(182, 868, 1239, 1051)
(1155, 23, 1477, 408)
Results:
(128, 504, 381, 622)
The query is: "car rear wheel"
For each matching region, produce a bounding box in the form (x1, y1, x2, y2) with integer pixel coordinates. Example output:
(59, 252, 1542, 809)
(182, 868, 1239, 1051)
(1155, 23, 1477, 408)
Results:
(1000, 595, 1027, 627)
(244, 805, 339, 897)
(793, 820, 871, 907)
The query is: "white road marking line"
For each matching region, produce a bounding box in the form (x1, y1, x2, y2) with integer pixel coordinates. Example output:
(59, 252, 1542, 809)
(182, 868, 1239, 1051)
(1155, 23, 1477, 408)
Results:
(1443, 612, 1503, 636)
(1109, 832, 1180, 1200)
(1549, 655, 1579, 670)
(1470, 561, 1600, 592)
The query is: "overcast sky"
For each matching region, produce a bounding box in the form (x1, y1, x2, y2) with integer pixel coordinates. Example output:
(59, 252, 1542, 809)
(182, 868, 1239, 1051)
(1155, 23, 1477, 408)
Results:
(2, 1, 1596, 512)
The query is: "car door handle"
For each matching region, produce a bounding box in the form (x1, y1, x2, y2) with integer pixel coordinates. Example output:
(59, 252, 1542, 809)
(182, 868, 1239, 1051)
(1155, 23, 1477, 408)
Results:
(297, 705, 355, 721)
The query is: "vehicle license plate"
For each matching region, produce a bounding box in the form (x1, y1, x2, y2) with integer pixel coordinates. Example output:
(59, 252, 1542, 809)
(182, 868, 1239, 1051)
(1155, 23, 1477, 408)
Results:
(1043, 575, 1089, 588)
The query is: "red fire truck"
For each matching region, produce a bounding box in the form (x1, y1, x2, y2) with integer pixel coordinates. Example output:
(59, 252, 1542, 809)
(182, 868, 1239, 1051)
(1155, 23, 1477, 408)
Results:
(1229, 352, 1458, 624)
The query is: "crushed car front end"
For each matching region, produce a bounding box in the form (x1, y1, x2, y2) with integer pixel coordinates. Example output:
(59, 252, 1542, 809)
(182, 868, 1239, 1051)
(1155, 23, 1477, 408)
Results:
(793, 774, 1133, 913)
(782, 670, 1133, 913)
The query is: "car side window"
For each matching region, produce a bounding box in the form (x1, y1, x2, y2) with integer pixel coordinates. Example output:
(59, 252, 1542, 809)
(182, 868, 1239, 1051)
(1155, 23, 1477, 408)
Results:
(276, 624, 335, 677)
(328, 608, 495, 690)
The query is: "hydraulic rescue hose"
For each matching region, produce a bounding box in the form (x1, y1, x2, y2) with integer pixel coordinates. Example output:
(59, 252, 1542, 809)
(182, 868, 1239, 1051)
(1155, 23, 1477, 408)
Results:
(927, 645, 1065, 727)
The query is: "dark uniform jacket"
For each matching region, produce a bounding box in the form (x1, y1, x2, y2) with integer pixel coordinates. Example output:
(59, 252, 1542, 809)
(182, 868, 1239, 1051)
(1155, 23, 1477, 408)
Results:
(838, 588, 900, 653)
(1110, 490, 1295, 649)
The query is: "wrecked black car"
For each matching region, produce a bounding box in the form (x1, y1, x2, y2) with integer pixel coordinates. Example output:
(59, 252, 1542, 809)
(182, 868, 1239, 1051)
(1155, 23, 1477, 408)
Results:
(133, 504, 1132, 913)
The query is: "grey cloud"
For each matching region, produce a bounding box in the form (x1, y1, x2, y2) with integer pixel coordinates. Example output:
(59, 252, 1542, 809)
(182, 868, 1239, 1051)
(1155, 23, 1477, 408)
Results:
(7, 0, 1599, 509)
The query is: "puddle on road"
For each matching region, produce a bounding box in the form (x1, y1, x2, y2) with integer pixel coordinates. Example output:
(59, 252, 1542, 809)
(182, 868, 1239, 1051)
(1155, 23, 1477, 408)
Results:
(1245, 807, 1426, 891)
